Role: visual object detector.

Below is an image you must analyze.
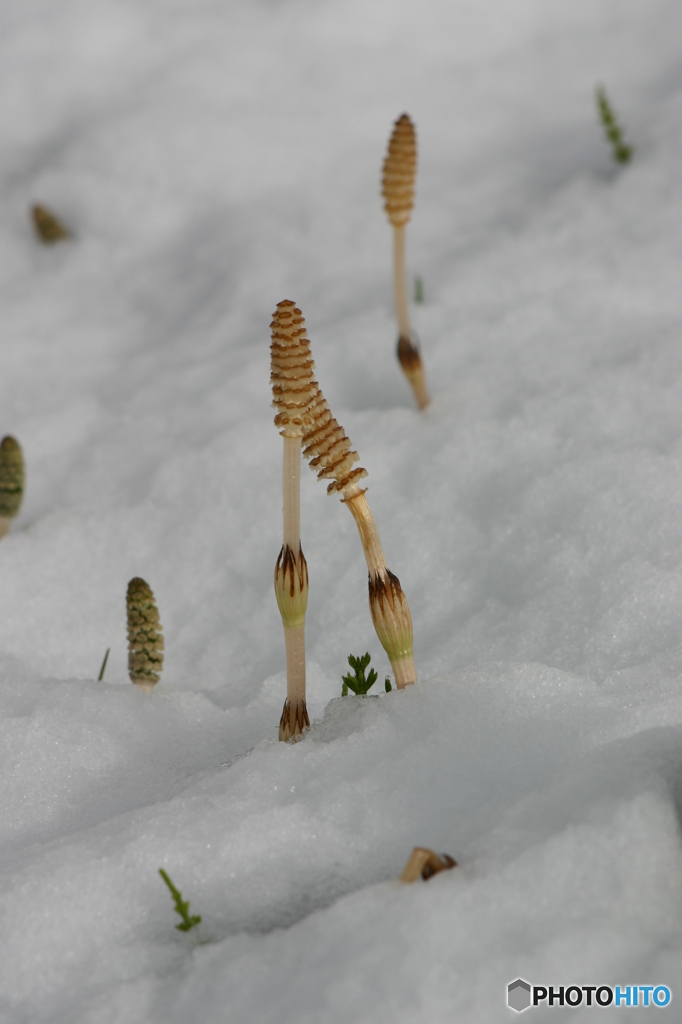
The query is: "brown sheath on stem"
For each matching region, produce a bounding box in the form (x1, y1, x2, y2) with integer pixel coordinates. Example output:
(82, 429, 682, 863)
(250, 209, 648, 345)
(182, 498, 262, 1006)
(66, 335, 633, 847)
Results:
(274, 543, 310, 740)
(270, 301, 318, 740)
(397, 334, 429, 412)
(381, 114, 430, 410)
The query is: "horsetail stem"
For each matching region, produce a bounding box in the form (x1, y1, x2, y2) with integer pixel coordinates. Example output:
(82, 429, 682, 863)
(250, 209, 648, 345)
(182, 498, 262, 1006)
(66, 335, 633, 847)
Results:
(270, 300, 318, 740)
(300, 342, 417, 688)
(381, 113, 429, 410)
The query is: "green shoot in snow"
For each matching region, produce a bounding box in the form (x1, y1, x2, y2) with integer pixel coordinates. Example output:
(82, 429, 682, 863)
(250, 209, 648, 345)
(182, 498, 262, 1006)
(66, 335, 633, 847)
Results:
(159, 869, 202, 932)
(97, 648, 110, 682)
(385, 676, 392, 692)
(341, 652, 378, 695)
(596, 85, 633, 164)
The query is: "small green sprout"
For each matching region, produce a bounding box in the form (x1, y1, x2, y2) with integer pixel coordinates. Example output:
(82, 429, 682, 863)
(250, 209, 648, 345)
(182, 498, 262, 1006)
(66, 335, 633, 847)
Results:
(159, 869, 202, 932)
(385, 676, 392, 692)
(341, 652, 378, 695)
(596, 85, 633, 164)
(97, 648, 110, 682)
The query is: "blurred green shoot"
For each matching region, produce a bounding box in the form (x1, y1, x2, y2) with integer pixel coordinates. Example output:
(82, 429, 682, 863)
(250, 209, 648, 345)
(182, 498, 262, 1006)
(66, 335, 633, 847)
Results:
(159, 869, 202, 932)
(596, 86, 633, 164)
(341, 652, 378, 695)
(414, 276, 423, 304)
(97, 648, 110, 682)
(385, 676, 392, 692)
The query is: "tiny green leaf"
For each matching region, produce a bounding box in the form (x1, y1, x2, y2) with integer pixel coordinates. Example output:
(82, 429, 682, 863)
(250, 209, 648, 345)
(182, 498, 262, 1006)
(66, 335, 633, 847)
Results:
(97, 648, 110, 682)
(385, 676, 392, 692)
(341, 652, 379, 695)
(159, 868, 202, 932)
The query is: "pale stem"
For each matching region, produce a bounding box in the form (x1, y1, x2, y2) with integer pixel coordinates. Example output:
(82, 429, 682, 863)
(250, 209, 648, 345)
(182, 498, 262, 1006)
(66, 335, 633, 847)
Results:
(284, 622, 306, 705)
(393, 225, 411, 340)
(135, 681, 156, 694)
(400, 848, 433, 883)
(0, 517, 11, 539)
(343, 493, 387, 574)
(410, 366, 430, 411)
(280, 433, 306, 731)
(393, 653, 417, 689)
(282, 435, 301, 552)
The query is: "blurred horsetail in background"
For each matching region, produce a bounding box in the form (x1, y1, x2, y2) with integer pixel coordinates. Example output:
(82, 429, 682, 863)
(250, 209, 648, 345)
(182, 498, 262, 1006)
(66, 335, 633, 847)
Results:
(381, 114, 430, 409)
(31, 204, 70, 243)
(0, 436, 25, 539)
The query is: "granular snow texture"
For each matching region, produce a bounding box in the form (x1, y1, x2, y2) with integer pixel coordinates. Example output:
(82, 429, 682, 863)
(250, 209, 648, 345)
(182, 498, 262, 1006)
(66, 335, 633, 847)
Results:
(1, 1, 682, 1021)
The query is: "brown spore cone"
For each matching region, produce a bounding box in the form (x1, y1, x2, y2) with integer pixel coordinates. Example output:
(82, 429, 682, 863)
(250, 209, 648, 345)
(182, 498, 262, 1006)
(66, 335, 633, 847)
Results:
(381, 113, 417, 227)
(271, 300, 367, 498)
(127, 577, 164, 689)
(270, 300, 318, 437)
(302, 388, 368, 498)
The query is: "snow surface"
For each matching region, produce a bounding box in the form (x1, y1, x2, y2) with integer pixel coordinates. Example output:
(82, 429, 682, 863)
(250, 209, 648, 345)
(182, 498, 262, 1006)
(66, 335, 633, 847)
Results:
(2, 0, 682, 1020)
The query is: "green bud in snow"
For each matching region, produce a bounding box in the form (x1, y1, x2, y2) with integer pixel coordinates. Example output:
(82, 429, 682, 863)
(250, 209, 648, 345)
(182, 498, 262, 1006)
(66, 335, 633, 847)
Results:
(0, 436, 24, 537)
(127, 577, 164, 691)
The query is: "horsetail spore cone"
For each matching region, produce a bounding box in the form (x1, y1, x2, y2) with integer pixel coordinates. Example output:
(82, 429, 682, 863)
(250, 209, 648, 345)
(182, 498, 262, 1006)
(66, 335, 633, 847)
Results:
(381, 114, 429, 410)
(0, 436, 24, 539)
(270, 300, 318, 740)
(302, 374, 416, 688)
(127, 578, 164, 691)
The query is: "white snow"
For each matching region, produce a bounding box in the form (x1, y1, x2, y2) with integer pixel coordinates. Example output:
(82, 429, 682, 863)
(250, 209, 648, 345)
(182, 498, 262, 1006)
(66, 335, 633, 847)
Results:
(2, 0, 682, 1020)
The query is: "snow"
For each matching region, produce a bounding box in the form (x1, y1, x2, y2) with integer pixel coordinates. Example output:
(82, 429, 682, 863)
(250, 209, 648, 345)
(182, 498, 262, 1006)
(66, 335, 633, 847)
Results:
(1, 0, 682, 1020)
